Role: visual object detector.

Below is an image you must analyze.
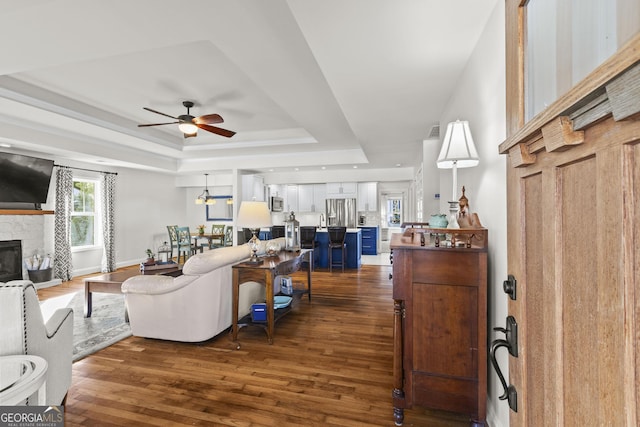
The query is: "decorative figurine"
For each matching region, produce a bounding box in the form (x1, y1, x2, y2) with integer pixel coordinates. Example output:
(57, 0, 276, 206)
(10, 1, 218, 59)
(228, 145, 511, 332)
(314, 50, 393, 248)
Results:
(456, 186, 482, 228)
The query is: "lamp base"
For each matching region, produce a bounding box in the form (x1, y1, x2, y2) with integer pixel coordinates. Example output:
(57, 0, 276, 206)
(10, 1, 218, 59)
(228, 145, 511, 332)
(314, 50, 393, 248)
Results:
(246, 231, 263, 264)
(245, 256, 264, 265)
(446, 201, 460, 229)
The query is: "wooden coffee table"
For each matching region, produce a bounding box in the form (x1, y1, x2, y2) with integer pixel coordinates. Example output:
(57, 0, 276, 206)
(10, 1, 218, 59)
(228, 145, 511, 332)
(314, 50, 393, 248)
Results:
(83, 266, 181, 318)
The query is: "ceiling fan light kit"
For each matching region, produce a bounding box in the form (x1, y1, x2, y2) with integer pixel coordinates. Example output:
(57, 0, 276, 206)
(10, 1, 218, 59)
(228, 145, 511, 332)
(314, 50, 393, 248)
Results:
(138, 100, 236, 138)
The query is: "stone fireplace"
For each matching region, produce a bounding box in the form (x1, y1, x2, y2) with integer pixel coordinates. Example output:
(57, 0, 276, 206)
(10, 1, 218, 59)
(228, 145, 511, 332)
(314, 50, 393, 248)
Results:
(0, 239, 22, 282)
(0, 210, 60, 288)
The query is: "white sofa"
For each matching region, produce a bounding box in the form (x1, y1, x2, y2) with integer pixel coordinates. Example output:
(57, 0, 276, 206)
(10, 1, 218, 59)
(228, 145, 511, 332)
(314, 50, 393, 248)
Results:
(0, 280, 73, 405)
(121, 238, 283, 342)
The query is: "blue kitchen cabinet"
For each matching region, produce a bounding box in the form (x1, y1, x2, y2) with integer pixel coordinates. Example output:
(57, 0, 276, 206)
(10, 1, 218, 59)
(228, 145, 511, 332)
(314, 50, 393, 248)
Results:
(315, 229, 362, 269)
(359, 226, 378, 255)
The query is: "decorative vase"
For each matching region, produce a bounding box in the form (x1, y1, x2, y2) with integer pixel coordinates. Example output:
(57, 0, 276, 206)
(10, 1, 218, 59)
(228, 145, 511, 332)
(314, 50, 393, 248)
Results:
(429, 214, 448, 228)
(266, 242, 280, 256)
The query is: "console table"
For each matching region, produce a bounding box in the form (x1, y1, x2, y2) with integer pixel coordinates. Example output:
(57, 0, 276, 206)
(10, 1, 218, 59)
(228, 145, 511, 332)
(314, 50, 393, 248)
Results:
(232, 249, 312, 345)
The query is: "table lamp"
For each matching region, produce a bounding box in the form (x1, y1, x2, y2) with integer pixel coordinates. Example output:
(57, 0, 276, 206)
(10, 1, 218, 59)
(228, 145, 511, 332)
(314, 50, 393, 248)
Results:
(237, 200, 272, 264)
(437, 120, 479, 229)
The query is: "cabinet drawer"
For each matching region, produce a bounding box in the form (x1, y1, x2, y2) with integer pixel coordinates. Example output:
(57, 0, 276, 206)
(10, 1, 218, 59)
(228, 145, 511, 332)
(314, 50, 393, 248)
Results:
(412, 251, 479, 286)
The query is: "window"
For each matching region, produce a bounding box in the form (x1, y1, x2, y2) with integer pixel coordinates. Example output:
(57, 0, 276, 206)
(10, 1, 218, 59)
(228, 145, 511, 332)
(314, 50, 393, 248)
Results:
(524, 0, 638, 120)
(71, 179, 100, 248)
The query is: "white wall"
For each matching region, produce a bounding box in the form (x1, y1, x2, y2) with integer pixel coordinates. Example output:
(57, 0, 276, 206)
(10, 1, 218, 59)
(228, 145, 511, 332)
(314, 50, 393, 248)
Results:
(422, 138, 442, 217)
(43, 159, 186, 276)
(184, 185, 233, 233)
(439, 3, 509, 426)
(113, 168, 186, 270)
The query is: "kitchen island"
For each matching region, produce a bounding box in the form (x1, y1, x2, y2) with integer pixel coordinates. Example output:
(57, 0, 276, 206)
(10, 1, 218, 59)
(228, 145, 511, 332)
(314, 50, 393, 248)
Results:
(315, 228, 361, 269)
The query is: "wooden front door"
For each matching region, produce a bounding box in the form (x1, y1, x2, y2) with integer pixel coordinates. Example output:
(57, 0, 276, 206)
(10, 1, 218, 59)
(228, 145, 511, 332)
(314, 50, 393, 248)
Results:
(500, 7, 640, 426)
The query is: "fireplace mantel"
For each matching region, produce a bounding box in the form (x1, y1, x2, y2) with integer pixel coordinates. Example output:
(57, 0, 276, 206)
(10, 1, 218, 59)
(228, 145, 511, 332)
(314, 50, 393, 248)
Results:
(0, 210, 54, 215)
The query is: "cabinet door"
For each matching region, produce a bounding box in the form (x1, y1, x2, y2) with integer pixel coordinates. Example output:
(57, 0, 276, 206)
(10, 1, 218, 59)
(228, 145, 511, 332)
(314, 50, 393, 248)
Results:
(313, 184, 326, 212)
(367, 183, 377, 211)
(241, 175, 254, 201)
(357, 183, 368, 211)
(298, 184, 314, 212)
(341, 182, 357, 195)
(326, 182, 342, 196)
(286, 185, 298, 212)
(253, 175, 264, 201)
(327, 182, 357, 198)
(357, 182, 378, 211)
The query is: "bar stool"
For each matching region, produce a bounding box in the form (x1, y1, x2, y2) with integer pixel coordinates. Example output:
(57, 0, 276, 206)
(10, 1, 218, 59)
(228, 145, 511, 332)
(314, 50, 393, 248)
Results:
(327, 226, 347, 272)
(271, 225, 285, 239)
(300, 226, 317, 270)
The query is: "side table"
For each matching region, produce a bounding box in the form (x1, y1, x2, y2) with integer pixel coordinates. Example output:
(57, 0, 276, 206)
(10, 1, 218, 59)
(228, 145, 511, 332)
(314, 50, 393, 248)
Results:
(0, 355, 48, 405)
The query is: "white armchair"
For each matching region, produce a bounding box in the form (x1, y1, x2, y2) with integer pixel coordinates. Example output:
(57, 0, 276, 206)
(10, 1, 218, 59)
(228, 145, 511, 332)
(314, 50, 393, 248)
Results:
(0, 280, 74, 405)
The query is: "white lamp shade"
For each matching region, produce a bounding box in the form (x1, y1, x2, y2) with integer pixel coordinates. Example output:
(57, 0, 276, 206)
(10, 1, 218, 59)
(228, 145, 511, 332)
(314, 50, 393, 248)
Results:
(237, 201, 272, 229)
(437, 120, 479, 169)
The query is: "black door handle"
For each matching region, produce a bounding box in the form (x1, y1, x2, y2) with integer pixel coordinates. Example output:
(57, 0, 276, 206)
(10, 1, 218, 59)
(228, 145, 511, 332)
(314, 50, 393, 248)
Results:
(490, 316, 518, 412)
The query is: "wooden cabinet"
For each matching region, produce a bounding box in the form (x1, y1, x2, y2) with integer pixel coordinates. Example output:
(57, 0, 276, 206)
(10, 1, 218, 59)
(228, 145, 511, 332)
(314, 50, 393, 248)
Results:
(390, 228, 487, 426)
(357, 182, 377, 211)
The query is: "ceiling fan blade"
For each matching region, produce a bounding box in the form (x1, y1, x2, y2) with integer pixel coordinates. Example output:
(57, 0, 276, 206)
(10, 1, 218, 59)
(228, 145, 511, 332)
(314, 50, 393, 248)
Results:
(194, 114, 223, 125)
(138, 122, 179, 127)
(197, 123, 236, 138)
(143, 107, 178, 120)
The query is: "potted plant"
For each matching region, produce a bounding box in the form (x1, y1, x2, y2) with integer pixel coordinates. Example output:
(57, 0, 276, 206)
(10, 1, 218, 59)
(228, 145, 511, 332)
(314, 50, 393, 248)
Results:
(144, 249, 155, 265)
(197, 225, 205, 236)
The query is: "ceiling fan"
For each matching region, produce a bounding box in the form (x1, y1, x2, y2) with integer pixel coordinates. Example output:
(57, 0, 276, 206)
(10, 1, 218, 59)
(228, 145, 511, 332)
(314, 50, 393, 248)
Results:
(138, 101, 236, 138)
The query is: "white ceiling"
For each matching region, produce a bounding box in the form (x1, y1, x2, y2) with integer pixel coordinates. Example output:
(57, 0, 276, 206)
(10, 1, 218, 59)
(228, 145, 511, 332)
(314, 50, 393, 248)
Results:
(0, 0, 498, 178)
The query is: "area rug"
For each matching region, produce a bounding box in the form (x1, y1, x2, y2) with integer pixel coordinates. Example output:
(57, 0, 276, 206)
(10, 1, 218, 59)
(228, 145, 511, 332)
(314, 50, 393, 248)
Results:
(40, 291, 131, 361)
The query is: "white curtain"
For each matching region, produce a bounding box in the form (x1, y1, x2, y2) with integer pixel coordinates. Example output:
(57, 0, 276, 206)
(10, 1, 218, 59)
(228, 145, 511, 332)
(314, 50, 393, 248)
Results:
(54, 167, 73, 281)
(101, 173, 116, 273)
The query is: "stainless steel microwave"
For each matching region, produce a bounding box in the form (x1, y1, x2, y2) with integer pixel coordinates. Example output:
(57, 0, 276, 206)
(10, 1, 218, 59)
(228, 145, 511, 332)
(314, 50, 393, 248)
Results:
(270, 196, 284, 212)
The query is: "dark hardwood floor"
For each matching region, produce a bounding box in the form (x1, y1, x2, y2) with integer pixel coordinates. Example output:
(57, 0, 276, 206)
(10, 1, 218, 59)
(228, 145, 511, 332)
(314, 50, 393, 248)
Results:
(38, 264, 470, 426)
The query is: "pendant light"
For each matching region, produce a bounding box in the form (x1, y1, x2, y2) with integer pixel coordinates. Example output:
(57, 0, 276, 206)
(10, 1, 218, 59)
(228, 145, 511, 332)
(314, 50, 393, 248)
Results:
(195, 173, 216, 205)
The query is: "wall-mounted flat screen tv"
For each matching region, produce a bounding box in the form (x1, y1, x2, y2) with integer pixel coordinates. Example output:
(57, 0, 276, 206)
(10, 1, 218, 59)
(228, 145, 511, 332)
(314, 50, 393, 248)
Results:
(0, 152, 55, 205)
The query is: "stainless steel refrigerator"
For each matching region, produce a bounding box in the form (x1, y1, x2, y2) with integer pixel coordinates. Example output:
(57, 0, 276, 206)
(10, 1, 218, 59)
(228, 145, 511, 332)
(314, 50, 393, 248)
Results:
(325, 198, 357, 227)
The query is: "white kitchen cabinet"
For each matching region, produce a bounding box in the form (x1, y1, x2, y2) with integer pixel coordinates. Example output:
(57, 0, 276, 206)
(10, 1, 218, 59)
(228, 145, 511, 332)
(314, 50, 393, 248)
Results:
(286, 185, 298, 212)
(242, 174, 265, 201)
(313, 184, 326, 212)
(326, 182, 357, 198)
(298, 184, 313, 212)
(357, 182, 378, 211)
(298, 184, 327, 212)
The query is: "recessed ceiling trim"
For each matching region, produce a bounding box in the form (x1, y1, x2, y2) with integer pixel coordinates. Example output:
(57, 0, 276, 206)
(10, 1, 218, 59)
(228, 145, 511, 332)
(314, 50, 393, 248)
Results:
(0, 76, 179, 149)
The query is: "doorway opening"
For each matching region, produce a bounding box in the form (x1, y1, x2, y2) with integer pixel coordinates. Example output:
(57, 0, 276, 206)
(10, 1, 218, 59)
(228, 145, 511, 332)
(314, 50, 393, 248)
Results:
(387, 198, 402, 227)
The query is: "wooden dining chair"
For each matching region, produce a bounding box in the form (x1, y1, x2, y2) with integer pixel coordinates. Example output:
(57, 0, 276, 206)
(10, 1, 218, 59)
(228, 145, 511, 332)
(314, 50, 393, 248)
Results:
(209, 224, 226, 249)
(176, 226, 203, 263)
(224, 225, 234, 246)
(166, 225, 179, 259)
